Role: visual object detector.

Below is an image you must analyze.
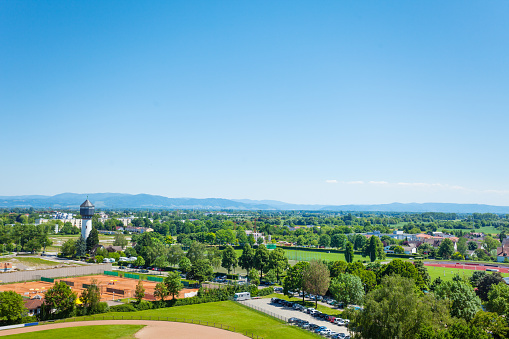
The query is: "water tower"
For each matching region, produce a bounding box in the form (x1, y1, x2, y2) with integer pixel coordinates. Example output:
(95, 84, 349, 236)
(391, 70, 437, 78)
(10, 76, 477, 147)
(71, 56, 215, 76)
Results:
(80, 198, 95, 240)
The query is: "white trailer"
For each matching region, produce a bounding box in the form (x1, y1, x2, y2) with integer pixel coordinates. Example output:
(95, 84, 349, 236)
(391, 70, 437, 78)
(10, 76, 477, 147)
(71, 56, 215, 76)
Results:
(233, 292, 251, 301)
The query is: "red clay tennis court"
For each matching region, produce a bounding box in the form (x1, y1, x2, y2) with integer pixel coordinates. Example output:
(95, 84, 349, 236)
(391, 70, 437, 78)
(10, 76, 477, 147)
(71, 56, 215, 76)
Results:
(0, 275, 198, 302)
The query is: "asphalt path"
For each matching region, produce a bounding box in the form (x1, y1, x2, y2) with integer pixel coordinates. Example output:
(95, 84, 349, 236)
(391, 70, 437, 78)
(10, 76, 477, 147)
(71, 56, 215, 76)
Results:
(240, 298, 349, 336)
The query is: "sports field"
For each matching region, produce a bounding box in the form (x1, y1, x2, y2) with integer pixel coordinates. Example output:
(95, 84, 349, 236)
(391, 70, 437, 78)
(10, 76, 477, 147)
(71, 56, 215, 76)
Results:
(426, 265, 509, 281)
(283, 249, 364, 262)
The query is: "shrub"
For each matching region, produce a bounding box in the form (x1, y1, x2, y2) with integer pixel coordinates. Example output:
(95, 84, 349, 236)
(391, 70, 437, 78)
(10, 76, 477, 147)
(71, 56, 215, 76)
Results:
(110, 304, 136, 312)
(135, 301, 153, 311)
(257, 287, 274, 297)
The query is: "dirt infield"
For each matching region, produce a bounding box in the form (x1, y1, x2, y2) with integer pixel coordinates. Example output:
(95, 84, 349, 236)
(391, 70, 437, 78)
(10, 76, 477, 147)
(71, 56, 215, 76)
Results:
(424, 262, 509, 273)
(0, 275, 198, 302)
(0, 320, 248, 338)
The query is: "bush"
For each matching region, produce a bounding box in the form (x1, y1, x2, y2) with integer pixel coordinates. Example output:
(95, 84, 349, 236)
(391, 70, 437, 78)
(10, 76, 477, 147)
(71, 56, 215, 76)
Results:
(95, 302, 109, 314)
(135, 301, 153, 311)
(257, 287, 274, 297)
(110, 304, 136, 312)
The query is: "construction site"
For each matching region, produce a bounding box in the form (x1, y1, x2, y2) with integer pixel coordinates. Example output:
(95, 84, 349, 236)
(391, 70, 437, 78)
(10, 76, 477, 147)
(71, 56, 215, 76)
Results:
(0, 273, 199, 302)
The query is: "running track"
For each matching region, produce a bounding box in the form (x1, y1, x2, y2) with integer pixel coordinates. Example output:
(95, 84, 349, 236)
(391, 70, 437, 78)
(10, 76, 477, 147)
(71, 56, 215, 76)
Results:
(424, 262, 509, 273)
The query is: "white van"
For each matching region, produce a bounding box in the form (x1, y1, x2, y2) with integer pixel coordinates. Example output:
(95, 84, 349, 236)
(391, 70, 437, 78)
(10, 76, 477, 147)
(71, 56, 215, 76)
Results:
(233, 292, 251, 301)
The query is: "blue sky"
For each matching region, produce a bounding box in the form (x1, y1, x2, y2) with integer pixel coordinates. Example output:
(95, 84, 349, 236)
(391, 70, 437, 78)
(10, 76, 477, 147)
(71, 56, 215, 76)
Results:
(1, 1, 509, 205)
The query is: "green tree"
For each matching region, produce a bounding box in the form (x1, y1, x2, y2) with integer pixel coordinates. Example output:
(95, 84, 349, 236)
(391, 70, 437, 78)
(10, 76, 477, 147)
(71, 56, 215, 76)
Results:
(86, 228, 100, 252)
(377, 259, 426, 290)
(329, 273, 364, 306)
(75, 236, 86, 257)
(484, 236, 501, 253)
(414, 260, 431, 289)
(319, 234, 331, 247)
(164, 271, 184, 300)
(256, 236, 264, 245)
(254, 244, 270, 281)
(239, 244, 255, 272)
(437, 238, 454, 259)
(178, 256, 192, 274)
(331, 234, 347, 249)
(221, 245, 238, 274)
(345, 242, 354, 263)
(434, 279, 482, 321)
(283, 261, 309, 301)
(44, 281, 77, 318)
(0, 291, 26, 324)
(134, 256, 145, 267)
(248, 268, 260, 286)
(468, 241, 478, 251)
(113, 233, 128, 249)
(302, 260, 330, 308)
(79, 279, 101, 315)
(188, 259, 214, 283)
(349, 275, 450, 339)
(457, 237, 467, 256)
(265, 269, 277, 283)
(166, 245, 184, 266)
(134, 280, 145, 303)
(364, 236, 384, 262)
(60, 239, 76, 257)
(186, 241, 206, 264)
(487, 282, 509, 317)
(477, 272, 503, 301)
(268, 247, 288, 282)
(154, 282, 169, 301)
(153, 255, 169, 274)
(472, 311, 509, 339)
(207, 246, 222, 269)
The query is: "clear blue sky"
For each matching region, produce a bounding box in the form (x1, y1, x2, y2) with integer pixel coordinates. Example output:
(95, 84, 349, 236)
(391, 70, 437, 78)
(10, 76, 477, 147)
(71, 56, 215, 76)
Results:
(1, 1, 508, 205)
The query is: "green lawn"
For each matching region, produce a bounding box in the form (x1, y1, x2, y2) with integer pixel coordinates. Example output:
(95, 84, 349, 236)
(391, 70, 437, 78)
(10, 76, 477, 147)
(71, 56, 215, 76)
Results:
(283, 249, 365, 263)
(64, 301, 318, 339)
(3, 325, 144, 339)
(0, 257, 56, 266)
(426, 265, 509, 282)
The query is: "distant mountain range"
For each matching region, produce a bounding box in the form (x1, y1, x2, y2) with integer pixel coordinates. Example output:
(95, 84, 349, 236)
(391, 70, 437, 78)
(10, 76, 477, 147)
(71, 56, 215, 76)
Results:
(0, 193, 508, 213)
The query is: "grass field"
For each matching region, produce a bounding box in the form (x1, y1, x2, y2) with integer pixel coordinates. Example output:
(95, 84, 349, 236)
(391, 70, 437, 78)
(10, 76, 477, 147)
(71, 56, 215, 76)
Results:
(283, 249, 365, 263)
(2, 325, 144, 339)
(74, 301, 317, 339)
(0, 257, 56, 266)
(426, 265, 509, 281)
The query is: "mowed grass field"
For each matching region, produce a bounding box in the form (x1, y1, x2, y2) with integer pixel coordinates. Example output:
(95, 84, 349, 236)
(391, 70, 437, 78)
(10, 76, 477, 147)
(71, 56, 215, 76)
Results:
(69, 301, 317, 339)
(0, 257, 56, 266)
(234, 248, 365, 263)
(426, 265, 509, 281)
(2, 325, 144, 339)
(283, 249, 365, 263)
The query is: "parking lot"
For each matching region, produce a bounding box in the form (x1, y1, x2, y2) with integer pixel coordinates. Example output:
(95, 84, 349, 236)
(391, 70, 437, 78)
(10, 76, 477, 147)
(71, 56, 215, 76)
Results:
(239, 297, 350, 337)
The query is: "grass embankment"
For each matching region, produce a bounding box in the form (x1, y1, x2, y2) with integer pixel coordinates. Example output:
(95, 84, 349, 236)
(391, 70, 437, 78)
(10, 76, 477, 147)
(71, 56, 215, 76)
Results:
(2, 325, 144, 339)
(61, 301, 317, 339)
(263, 293, 343, 317)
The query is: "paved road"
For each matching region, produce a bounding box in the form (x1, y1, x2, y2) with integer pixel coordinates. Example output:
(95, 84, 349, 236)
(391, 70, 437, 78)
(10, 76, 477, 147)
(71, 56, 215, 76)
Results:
(240, 298, 350, 336)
